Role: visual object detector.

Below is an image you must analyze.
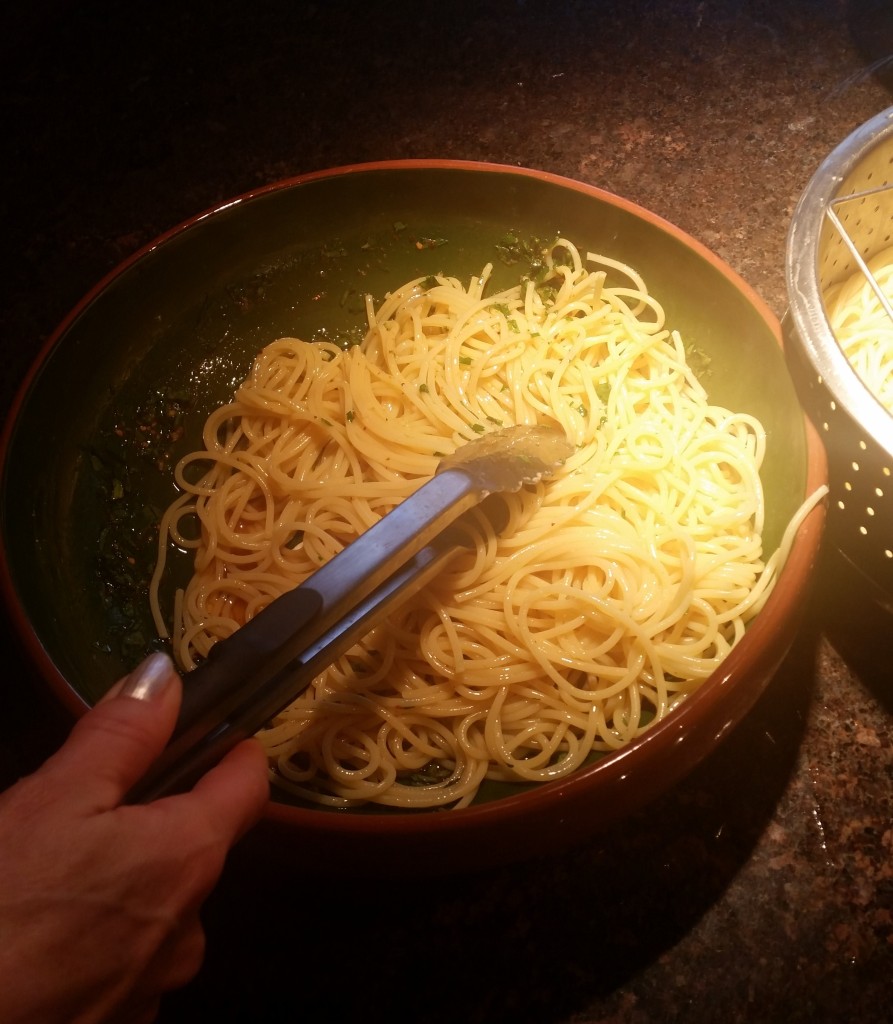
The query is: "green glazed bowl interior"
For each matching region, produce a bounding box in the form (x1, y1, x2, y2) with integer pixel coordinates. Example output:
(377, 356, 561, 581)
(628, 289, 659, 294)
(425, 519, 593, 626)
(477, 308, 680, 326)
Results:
(0, 161, 826, 868)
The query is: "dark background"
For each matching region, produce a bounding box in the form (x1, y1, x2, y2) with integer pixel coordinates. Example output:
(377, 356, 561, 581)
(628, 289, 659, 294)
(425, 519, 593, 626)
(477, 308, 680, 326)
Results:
(3, 2, 893, 1021)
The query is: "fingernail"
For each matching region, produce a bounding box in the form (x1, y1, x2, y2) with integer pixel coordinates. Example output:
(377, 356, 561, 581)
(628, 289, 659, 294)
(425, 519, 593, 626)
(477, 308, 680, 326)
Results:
(120, 652, 175, 702)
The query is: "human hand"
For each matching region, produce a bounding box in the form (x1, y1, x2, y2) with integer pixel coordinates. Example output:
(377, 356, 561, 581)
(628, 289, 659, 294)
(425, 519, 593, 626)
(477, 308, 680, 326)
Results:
(0, 652, 269, 1024)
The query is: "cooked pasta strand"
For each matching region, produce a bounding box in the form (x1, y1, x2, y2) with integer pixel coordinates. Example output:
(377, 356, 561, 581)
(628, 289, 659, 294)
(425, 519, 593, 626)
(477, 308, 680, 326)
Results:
(150, 240, 820, 809)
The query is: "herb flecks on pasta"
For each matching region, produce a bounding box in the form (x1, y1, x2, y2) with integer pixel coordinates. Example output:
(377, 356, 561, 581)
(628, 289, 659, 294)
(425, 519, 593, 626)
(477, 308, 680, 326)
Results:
(151, 240, 795, 810)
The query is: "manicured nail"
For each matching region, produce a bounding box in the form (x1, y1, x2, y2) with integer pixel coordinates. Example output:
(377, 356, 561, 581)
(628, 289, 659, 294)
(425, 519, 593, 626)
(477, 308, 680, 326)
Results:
(120, 652, 175, 702)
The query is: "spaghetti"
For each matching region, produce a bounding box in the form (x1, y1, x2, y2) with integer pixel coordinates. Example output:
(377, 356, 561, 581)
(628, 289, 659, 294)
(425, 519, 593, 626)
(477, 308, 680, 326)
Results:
(150, 239, 811, 809)
(825, 247, 893, 413)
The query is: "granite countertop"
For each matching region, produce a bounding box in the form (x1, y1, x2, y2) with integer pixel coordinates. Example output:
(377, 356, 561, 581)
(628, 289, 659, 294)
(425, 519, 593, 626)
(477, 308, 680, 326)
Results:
(2, 1, 893, 1020)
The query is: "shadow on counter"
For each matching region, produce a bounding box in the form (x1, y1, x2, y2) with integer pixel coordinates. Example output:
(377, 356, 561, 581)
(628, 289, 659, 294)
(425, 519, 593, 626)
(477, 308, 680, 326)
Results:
(814, 542, 893, 717)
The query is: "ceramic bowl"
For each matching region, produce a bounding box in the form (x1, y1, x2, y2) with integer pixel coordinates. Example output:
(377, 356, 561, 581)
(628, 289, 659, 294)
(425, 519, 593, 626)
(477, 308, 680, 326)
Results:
(0, 161, 827, 872)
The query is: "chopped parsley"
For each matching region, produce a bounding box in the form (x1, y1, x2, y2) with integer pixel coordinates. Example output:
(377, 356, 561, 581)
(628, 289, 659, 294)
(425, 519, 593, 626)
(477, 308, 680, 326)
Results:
(414, 236, 448, 250)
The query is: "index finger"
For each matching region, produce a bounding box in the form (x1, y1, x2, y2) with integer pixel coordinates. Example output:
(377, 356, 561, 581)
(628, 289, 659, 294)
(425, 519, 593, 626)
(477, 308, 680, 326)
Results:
(185, 737, 270, 844)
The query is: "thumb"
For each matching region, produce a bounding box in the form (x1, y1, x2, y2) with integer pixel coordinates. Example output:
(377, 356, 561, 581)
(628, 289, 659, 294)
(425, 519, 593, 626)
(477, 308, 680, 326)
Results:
(42, 652, 182, 811)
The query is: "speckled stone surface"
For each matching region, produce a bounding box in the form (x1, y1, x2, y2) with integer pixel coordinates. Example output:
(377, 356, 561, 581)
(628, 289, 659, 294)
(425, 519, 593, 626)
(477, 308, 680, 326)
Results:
(3, 1, 893, 1021)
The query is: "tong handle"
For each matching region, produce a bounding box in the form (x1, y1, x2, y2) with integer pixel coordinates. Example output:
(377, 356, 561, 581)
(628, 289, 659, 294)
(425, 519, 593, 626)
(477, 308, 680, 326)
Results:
(190, 468, 479, 725)
(126, 495, 499, 803)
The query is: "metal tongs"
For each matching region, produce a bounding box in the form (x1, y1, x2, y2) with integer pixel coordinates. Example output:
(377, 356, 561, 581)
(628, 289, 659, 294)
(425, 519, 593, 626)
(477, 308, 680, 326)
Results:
(128, 424, 573, 802)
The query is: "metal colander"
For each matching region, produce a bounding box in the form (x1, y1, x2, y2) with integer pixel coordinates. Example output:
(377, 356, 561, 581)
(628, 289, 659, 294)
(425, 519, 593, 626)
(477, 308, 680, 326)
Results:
(786, 106, 893, 606)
